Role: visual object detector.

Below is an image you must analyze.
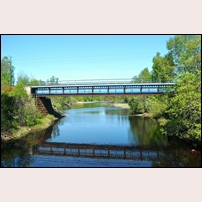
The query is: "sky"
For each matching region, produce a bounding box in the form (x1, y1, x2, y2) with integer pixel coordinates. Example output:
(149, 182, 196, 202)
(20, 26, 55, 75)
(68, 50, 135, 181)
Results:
(1, 35, 174, 83)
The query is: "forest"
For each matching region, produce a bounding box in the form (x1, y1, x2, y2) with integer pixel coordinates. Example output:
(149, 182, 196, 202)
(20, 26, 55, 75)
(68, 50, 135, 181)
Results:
(1, 35, 201, 146)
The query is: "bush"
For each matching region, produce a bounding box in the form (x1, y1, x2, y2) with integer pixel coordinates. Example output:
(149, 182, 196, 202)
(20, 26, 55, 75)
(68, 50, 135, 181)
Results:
(14, 98, 42, 127)
(1, 93, 16, 133)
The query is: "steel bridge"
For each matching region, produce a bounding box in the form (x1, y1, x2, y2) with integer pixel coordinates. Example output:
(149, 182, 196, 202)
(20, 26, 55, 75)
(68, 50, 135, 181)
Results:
(28, 78, 174, 97)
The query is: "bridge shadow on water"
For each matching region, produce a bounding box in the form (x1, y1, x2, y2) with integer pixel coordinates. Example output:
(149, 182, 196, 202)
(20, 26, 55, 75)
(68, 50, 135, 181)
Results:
(1, 123, 201, 167)
(31, 141, 201, 167)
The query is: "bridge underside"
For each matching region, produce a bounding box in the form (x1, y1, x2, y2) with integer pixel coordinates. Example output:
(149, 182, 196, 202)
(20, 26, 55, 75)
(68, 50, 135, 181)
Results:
(30, 83, 174, 97)
(36, 93, 163, 97)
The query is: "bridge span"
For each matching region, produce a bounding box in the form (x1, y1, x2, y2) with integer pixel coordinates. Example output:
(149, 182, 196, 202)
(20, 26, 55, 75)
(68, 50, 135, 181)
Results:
(26, 78, 174, 97)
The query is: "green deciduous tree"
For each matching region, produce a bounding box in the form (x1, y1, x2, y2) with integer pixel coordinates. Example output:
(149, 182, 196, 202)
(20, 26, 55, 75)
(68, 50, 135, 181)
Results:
(129, 68, 152, 114)
(1, 93, 16, 133)
(165, 72, 201, 141)
(128, 96, 151, 114)
(1, 56, 15, 91)
(151, 52, 175, 83)
(16, 73, 30, 86)
(132, 67, 151, 83)
(166, 35, 201, 74)
(47, 76, 59, 85)
(14, 98, 42, 127)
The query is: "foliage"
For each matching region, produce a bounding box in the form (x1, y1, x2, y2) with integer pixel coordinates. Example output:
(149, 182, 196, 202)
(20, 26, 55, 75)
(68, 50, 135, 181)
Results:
(129, 35, 201, 143)
(129, 68, 153, 114)
(128, 96, 150, 114)
(16, 72, 46, 86)
(132, 67, 151, 83)
(47, 76, 59, 85)
(1, 93, 16, 133)
(166, 35, 201, 73)
(14, 98, 42, 127)
(165, 72, 201, 140)
(148, 96, 169, 118)
(16, 73, 30, 86)
(1, 56, 15, 90)
(1, 59, 43, 136)
(161, 35, 201, 142)
(9, 83, 29, 99)
(151, 52, 175, 82)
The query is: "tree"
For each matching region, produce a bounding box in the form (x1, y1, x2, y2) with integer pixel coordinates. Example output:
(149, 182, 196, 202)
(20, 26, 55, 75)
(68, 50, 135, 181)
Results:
(1, 93, 16, 133)
(128, 96, 149, 114)
(47, 76, 59, 85)
(1, 56, 15, 90)
(166, 35, 201, 74)
(130, 68, 152, 114)
(165, 72, 201, 141)
(151, 52, 175, 83)
(162, 35, 201, 142)
(132, 67, 151, 83)
(138, 67, 151, 82)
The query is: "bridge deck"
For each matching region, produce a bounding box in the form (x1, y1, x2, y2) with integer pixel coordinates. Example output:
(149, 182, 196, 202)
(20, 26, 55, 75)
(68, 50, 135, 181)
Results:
(29, 80, 174, 97)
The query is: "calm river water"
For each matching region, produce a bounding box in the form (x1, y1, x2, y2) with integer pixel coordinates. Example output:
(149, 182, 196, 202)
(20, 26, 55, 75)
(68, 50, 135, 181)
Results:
(1, 103, 201, 167)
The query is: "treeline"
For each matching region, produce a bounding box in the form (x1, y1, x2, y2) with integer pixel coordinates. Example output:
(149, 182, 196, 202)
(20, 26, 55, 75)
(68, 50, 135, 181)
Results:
(128, 35, 201, 144)
(1, 57, 42, 136)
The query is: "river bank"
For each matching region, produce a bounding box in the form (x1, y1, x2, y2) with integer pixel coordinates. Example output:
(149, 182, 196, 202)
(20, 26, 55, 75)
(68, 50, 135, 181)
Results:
(112, 103, 201, 151)
(1, 115, 58, 142)
(112, 103, 152, 117)
(1, 105, 68, 143)
(76, 102, 130, 109)
(76, 101, 104, 104)
(112, 103, 130, 109)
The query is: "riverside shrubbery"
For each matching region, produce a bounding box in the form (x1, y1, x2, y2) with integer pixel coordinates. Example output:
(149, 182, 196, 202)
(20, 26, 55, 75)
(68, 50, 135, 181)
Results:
(1, 93, 42, 136)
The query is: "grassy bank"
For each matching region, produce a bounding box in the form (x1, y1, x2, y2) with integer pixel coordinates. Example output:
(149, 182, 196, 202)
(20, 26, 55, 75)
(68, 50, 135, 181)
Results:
(1, 114, 58, 142)
(112, 103, 130, 109)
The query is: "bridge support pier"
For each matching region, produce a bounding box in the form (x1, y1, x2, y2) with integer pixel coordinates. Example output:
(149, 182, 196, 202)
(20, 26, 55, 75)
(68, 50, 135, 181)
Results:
(36, 97, 55, 117)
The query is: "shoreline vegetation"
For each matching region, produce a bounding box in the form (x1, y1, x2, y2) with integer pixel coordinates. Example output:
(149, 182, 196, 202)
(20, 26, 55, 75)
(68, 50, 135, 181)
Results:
(1, 108, 67, 142)
(1, 115, 57, 142)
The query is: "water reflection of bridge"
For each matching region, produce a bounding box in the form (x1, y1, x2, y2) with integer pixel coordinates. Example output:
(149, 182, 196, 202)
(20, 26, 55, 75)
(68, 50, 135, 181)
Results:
(33, 142, 169, 161)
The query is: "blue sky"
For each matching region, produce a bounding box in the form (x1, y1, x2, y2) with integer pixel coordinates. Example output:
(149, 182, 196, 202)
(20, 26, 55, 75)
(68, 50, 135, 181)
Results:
(1, 35, 174, 82)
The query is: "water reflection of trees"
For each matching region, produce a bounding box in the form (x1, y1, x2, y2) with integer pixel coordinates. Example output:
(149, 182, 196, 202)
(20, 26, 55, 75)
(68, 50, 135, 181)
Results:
(128, 116, 168, 146)
(1, 125, 54, 167)
(104, 108, 130, 127)
(70, 102, 105, 109)
(1, 137, 36, 167)
(51, 123, 60, 138)
(105, 108, 129, 116)
(151, 148, 201, 167)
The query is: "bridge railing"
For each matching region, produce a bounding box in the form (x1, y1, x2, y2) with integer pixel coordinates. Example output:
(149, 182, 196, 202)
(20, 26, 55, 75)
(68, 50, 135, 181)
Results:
(28, 78, 168, 86)
(55, 78, 133, 86)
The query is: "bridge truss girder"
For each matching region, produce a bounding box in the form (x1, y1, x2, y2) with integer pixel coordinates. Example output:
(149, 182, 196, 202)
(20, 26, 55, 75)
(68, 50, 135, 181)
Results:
(31, 83, 174, 97)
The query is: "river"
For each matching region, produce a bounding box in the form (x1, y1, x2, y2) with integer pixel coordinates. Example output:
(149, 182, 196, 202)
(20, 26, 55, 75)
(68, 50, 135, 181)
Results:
(1, 103, 201, 167)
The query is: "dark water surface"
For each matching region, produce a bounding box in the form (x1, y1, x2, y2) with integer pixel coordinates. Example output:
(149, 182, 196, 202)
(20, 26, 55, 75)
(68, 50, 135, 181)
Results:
(1, 103, 201, 167)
